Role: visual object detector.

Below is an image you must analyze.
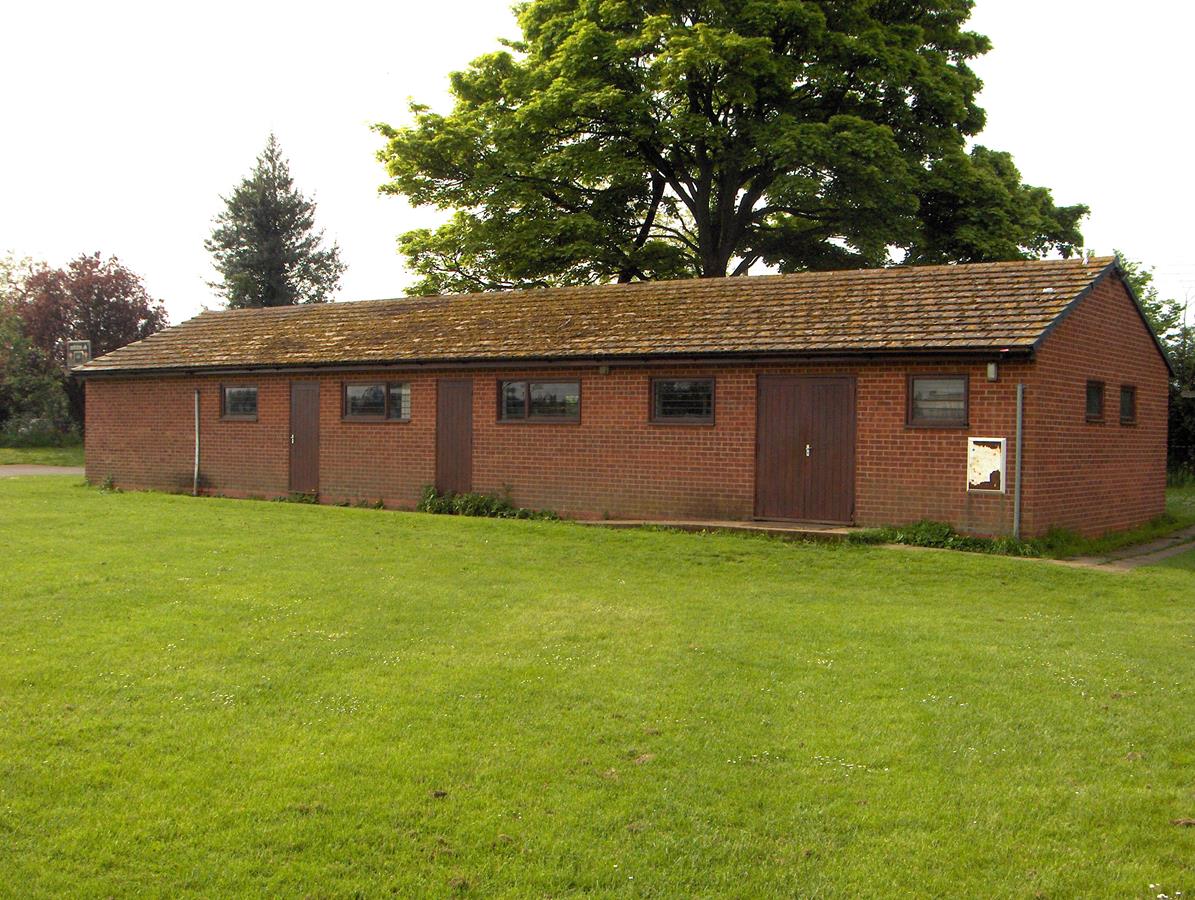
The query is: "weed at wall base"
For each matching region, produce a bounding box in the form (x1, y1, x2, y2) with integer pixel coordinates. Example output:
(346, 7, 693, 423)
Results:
(848, 521, 1039, 557)
(417, 485, 558, 520)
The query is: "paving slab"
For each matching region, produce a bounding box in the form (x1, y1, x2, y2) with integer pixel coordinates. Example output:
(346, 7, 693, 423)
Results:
(582, 517, 1195, 570)
(579, 519, 855, 542)
(0, 465, 85, 477)
(1062, 525, 1195, 571)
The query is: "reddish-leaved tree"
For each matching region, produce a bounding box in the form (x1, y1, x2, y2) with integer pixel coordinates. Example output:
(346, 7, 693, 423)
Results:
(12, 252, 167, 427)
(16, 252, 168, 361)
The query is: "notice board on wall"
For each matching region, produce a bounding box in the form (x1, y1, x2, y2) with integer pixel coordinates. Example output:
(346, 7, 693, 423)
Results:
(967, 437, 1006, 493)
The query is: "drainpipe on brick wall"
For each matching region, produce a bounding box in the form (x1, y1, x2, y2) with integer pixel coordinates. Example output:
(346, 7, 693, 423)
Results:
(193, 388, 200, 497)
(1013, 383, 1025, 540)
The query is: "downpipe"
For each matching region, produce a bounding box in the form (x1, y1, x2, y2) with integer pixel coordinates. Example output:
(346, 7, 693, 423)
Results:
(1013, 383, 1024, 540)
(193, 388, 200, 497)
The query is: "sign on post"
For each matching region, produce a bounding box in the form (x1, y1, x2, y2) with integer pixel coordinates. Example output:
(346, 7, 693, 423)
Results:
(66, 340, 91, 368)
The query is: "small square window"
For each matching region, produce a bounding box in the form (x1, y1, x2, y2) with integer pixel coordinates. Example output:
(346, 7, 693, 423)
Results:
(1120, 385, 1137, 425)
(1086, 380, 1105, 423)
(222, 385, 258, 420)
(908, 376, 967, 427)
(345, 383, 386, 417)
(652, 379, 714, 422)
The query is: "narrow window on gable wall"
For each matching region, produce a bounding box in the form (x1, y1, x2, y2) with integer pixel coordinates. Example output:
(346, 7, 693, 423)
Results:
(1119, 385, 1136, 425)
(1086, 380, 1105, 422)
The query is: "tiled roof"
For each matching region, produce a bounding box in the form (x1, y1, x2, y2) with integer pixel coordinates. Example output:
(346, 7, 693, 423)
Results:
(78, 257, 1119, 374)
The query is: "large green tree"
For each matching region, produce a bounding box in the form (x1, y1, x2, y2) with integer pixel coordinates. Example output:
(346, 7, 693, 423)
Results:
(207, 134, 346, 308)
(376, 0, 1087, 295)
(1118, 253, 1195, 472)
(0, 255, 65, 438)
(0, 312, 69, 439)
(1117, 253, 1187, 346)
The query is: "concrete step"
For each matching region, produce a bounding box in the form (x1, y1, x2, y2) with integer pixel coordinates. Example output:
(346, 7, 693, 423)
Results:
(578, 519, 856, 542)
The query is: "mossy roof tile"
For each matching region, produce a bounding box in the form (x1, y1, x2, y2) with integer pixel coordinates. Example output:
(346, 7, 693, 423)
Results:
(79, 257, 1116, 373)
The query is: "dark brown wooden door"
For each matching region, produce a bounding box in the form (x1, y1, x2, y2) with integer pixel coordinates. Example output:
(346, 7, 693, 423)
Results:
(289, 381, 320, 494)
(436, 379, 473, 494)
(755, 376, 855, 523)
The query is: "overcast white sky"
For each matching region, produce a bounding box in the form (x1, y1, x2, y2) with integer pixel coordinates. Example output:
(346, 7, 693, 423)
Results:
(2, 1, 1192, 325)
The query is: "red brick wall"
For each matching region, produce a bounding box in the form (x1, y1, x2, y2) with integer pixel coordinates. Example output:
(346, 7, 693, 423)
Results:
(85, 376, 291, 495)
(851, 361, 1029, 536)
(471, 366, 754, 519)
(319, 377, 436, 504)
(84, 281, 1167, 538)
(1021, 273, 1169, 537)
(85, 377, 196, 493)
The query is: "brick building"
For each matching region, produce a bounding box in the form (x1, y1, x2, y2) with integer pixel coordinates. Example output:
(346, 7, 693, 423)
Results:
(77, 257, 1170, 538)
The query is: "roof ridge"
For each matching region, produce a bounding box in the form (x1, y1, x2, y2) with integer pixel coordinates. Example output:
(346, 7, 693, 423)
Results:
(186, 256, 1114, 319)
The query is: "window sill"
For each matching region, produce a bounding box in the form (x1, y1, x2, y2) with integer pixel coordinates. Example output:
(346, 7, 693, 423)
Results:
(341, 416, 411, 424)
(497, 418, 581, 425)
(221, 415, 258, 422)
(905, 422, 969, 430)
(650, 418, 716, 426)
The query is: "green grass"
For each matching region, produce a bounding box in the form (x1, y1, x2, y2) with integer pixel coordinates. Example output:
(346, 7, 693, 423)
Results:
(0, 443, 84, 466)
(1168, 483, 1195, 519)
(1158, 547, 1195, 570)
(1, 478, 1193, 897)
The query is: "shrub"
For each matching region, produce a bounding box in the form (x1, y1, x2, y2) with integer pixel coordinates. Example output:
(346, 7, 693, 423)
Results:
(0, 310, 75, 444)
(1168, 466, 1195, 488)
(417, 485, 558, 520)
(848, 520, 1039, 557)
(271, 492, 319, 504)
(0, 415, 79, 448)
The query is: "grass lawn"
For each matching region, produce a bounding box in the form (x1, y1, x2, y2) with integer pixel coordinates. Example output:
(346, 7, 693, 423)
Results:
(1158, 548, 1195, 571)
(0, 443, 84, 467)
(1, 478, 1193, 897)
(1168, 483, 1195, 521)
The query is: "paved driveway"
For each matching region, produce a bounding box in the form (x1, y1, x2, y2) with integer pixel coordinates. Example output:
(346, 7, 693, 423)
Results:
(0, 465, 85, 477)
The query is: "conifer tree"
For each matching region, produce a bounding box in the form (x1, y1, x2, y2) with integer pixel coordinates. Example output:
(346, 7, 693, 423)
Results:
(207, 134, 345, 307)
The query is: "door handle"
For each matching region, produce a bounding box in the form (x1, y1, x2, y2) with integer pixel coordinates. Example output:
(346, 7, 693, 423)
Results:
(805, 444, 811, 457)
(290, 434, 295, 445)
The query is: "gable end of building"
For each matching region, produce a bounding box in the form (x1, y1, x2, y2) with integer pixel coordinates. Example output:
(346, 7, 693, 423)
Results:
(1031, 260, 1175, 375)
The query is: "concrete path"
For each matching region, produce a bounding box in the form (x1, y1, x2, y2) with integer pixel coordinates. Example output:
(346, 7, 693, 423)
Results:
(1057, 525, 1195, 571)
(583, 516, 1195, 571)
(880, 530, 1195, 572)
(579, 518, 855, 542)
(0, 465, 85, 477)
